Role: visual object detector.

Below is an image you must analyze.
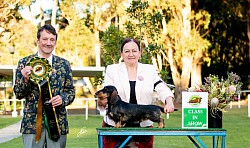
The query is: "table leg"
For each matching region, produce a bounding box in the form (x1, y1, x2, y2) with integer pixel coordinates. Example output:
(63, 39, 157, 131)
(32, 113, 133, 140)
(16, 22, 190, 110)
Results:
(98, 135, 102, 148)
(187, 136, 200, 148)
(118, 135, 133, 148)
(222, 136, 226, 148)
(213, 136, 216, 148)
(194, 136, 206, 148)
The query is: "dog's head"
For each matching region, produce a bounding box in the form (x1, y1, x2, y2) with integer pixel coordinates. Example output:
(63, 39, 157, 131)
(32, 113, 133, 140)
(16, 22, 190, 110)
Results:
(95, 85, 119, 108)
(95, 85, 117, 97)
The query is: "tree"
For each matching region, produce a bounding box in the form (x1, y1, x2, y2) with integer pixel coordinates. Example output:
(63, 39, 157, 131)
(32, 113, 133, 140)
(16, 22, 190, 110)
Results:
(55, 0, 96, 66)
(152, 0, 211, 102)
(82, 0, 127, 67)
(0, 0, 34, 65)
(100, 0, 211, 102)
(100, 25, 125, 66)
(197, 0, 249, 90)
(121, 0, 211, 102)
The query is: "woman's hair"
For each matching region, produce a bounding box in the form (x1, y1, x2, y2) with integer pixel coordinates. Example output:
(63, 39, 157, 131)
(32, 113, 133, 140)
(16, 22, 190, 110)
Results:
(120, 38, 140, 52)
(37, 24, 58, 40)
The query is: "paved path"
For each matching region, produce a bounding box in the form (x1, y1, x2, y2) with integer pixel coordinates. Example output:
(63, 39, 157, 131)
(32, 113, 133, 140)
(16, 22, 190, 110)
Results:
(0, 120, 21, 143)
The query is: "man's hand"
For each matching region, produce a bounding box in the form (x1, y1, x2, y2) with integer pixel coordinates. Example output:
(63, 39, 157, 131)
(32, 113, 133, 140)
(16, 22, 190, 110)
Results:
(49, 95, 63, 107)
(21, 66, 32, 83)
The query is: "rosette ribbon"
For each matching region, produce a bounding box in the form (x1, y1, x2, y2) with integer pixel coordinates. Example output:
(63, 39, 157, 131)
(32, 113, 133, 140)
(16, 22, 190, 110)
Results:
(27, 57, 60, 143)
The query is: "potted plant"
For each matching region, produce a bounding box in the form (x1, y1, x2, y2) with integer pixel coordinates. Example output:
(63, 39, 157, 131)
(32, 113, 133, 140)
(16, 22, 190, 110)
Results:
(188, 72, 242, 128)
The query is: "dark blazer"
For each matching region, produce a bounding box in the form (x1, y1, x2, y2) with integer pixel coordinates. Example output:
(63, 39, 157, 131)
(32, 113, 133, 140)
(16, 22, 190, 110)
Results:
(14, 53, 75, 135)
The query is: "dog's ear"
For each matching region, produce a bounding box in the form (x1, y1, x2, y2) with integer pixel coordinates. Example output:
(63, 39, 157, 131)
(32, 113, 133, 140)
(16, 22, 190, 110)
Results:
(110, 90, 119, 104)
(94, 90, 101, 98)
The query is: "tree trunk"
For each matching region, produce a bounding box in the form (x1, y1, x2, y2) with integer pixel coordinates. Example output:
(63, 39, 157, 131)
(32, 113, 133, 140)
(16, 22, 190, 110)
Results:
(39, 0, 45, 26)
(51, 0, 58, 27)
(94, 30, 101, 67)
(191, 62, 202, 87)
(170, 0, 192, 103)
(168, 45, 192, 103)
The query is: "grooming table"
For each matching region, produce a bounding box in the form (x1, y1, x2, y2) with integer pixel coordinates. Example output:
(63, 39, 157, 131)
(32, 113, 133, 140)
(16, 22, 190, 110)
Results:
(96, 128, 226, 148)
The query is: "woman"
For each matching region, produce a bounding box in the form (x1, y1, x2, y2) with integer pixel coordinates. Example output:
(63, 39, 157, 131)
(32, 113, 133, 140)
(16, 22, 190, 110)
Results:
(99, 38, 175, 148)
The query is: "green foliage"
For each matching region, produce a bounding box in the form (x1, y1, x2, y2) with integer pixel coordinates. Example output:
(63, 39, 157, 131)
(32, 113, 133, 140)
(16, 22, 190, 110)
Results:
(198, 0, 248, 86)
(126, 0, 149, 30)
(125, 0, 162, 61)
(100, 0, 172, 82)
(93, 72, 104, 86)
(100, 25, 124, 66)
(125, 0, 162, 43)
(123, 22, 138, 39)
(0, 75, 11, 81)
(125, 0, 170, 81)
(56, 19, 95, 66)
(159, 68, 172, 83)
(56, 1, 97, 66)
(188, 72, 243, 112)
(0, 1, 35, 64)
(164, 9, 211, 65)
(0, 0, 248, 93)
(139, 50, 153, 64)
(148, 12, 162, 38)
(10, 20, 37, 57)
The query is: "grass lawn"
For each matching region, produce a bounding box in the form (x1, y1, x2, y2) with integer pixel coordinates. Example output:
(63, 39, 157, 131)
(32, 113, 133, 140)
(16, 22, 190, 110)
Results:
(0, 116, 21, 129)
(0, 105, 250, 148)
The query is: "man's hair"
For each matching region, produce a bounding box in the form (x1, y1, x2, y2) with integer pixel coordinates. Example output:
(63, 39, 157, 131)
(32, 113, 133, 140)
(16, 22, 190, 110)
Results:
(37, 24, 58, 40)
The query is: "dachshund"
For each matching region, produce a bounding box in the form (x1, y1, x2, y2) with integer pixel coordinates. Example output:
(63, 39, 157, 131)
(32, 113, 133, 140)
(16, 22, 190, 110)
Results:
(95, 85, 165, 128)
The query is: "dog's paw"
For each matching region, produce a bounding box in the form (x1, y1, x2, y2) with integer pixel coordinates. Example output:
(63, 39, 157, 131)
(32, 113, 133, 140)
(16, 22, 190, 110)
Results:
(158, 118, 164, 128)
(115, 121, 123, 128)
(109, 112, 114, 117)
(158, 124, 164, 128)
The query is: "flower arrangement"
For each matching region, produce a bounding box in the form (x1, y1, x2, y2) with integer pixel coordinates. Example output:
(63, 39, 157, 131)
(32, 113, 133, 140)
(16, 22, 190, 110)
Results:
(188, 72, 242, 116)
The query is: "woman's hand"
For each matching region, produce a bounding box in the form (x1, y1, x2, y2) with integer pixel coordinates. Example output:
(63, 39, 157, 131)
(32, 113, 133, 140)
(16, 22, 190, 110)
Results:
(164, 96, 175, 113)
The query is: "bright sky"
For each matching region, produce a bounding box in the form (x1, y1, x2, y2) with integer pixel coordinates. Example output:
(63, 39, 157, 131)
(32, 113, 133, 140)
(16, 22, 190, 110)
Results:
(19, 0, 53, 23)
(19, 1, 123, 24)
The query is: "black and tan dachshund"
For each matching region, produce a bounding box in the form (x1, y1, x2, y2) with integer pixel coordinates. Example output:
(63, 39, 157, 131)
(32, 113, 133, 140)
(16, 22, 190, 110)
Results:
(95, 85, 165, 128)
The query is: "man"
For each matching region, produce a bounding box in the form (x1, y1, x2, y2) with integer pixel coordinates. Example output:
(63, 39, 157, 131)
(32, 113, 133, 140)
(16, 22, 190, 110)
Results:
(14, 24, 75, 148)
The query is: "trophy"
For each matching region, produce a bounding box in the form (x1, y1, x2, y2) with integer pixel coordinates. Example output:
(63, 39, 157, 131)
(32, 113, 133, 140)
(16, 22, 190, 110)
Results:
(27, 56, 60, 142)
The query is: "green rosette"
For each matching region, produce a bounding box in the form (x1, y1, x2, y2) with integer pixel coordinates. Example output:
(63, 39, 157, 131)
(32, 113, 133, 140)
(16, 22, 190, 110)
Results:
(27, 56, 60, 142)
(27, 56, 52, 83)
